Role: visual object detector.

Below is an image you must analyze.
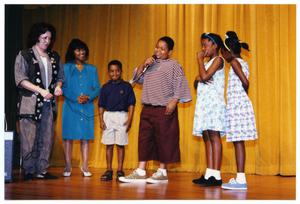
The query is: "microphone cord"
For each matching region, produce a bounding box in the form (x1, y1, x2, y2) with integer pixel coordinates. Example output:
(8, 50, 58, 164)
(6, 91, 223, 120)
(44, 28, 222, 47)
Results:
(64, 100, 100, 121)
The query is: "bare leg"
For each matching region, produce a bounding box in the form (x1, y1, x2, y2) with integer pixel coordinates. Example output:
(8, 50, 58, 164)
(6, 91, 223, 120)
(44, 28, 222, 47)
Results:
(138, 161, 147, 170)
(233, 141, 245, 172)
(63, 140, 73, 171)
(203, 130, 213, 169)
(209, 130, 222, 170)
(106, 145, 114, 171)
(116, 145, 124, 171)
(159, 163, 166, 169)
(81, 140, 89, 171)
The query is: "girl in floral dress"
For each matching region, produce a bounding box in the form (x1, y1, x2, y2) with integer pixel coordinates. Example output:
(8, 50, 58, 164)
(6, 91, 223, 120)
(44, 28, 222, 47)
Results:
(221, 31, 258, 190)
(192, 33, 226, 186)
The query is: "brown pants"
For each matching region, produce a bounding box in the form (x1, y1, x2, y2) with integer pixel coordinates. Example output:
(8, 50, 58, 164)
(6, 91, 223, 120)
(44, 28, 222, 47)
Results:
(138, 105, 180, 163)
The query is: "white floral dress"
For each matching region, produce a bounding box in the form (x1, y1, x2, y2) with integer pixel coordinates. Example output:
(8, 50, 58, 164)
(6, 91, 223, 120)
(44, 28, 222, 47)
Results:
(225, 58, 258, 142)
(193, 57, 226, 137)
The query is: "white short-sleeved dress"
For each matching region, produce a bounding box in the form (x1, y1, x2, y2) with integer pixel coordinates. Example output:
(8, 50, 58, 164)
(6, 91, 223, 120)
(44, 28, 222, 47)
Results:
(225, 58, 258, 142)
(193, 57, 226, 137)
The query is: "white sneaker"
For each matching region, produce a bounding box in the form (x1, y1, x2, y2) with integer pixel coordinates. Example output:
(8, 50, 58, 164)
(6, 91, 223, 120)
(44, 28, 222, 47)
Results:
(118, 169, 147, 183)
(146, 170, 168, 184)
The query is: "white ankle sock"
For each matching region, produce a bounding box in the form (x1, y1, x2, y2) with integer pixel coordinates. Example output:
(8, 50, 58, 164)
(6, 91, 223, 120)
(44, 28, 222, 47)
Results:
(158, 168, 167, 176)
(204, 168, 214, 179)
(136, 168, 146, 176)
(211, 169, 221, 180)
(236, 172, 246, 184)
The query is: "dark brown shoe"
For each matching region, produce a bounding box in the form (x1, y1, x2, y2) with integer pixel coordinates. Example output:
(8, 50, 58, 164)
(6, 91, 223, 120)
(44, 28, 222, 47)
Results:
(100, 170, 113, 181)
(116, 170, 125, 181)
(36, 172, 58, 179)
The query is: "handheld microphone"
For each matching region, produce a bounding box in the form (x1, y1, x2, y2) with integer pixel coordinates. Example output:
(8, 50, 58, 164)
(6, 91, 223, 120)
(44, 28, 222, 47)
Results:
(129, 55, 157, 84)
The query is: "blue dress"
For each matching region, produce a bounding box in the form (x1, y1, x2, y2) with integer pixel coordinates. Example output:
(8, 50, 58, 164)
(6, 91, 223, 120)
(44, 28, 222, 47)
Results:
(62, 63, 101, 140)
(192, 57, 226, 137)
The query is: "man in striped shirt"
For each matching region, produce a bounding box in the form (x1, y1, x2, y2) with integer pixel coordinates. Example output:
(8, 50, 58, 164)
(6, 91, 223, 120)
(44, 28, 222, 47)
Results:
(119, 36, 192, 184)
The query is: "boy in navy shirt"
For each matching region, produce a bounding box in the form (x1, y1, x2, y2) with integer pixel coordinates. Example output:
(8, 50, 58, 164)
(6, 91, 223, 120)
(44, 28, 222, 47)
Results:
(98, 60, 136, 181)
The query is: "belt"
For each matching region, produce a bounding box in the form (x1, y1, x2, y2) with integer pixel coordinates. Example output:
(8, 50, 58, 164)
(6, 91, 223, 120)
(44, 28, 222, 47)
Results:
(143, 103, 166, 108)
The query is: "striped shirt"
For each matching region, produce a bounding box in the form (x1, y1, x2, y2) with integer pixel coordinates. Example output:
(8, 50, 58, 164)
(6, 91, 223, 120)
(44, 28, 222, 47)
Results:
(136, 58, 191, 106)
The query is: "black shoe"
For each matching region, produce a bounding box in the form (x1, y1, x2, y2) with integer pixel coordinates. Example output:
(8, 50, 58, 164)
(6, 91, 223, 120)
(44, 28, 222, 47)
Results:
(100, 170, 113, 181)
(204, 176, 222, 186)
(116, 170, 125, 181)
(192, 175, 207, 185)
(24, 173, 34, 181)
(36, 172, 58, 179)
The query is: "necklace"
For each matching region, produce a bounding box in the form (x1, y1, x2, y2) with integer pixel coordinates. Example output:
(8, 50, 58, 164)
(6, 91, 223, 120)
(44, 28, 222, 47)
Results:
(76, 64, 84, 70)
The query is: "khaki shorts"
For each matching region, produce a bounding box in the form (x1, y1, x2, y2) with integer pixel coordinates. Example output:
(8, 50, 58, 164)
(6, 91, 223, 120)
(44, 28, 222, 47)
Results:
(101, 111, 128, 145)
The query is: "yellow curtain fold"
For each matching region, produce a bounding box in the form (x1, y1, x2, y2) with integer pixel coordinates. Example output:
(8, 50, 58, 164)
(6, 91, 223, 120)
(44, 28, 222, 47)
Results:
(22, 4, 296, 175)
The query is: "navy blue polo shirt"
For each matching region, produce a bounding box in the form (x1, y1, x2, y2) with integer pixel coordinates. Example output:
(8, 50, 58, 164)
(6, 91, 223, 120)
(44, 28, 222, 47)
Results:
(98, 79, 136, 112)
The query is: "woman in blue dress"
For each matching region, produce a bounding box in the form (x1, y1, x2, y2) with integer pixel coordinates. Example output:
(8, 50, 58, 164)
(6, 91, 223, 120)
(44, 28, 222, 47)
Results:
(62, 39, 100, 177)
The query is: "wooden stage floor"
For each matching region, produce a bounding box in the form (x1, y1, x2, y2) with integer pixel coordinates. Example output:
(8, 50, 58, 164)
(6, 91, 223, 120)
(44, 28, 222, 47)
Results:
(5, 167, 295, 200)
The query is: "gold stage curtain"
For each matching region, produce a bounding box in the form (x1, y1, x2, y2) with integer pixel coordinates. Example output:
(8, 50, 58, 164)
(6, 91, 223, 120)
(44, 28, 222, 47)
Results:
(22, 4, 296, 175)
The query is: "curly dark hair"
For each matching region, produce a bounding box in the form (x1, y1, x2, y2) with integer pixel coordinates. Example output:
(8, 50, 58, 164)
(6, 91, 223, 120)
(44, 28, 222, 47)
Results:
(65, 38, 89, 63)
(26, 22, 56, 50)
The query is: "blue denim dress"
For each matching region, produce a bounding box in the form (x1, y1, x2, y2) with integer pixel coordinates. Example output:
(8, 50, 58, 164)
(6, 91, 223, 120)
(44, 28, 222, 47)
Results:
(62, 63, 101, 140)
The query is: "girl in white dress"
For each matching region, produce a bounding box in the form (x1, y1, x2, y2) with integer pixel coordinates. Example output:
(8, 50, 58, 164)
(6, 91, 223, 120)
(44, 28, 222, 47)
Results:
(221, 31, 258, 190)
(192, 33, 226, 186)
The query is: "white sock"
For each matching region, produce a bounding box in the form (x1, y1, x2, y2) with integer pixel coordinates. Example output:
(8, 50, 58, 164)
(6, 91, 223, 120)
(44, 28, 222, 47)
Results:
(211, 169, 221, 180)
(158, 168, 167, 176)
(204, 168, 214, 179)
(236, 172, 246, 184)
(136, 168, 146, 176)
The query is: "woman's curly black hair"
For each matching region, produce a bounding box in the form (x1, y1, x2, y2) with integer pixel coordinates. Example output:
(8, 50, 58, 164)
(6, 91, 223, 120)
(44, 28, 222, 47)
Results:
(26, 22, 56, 50)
